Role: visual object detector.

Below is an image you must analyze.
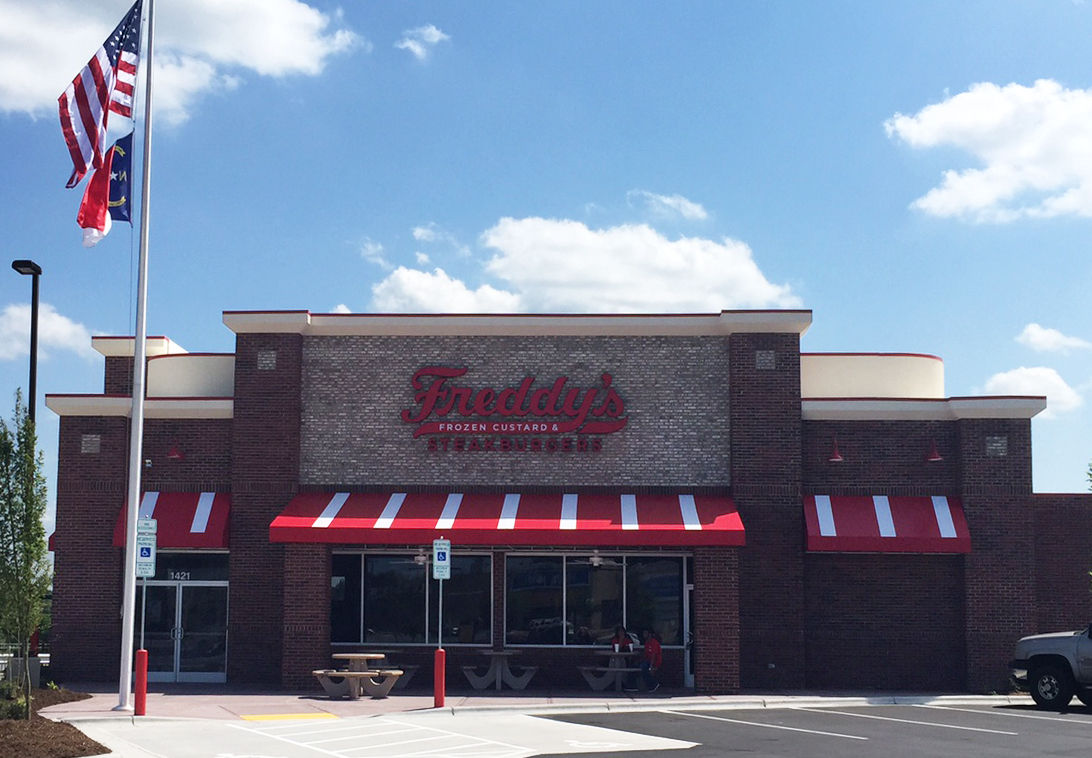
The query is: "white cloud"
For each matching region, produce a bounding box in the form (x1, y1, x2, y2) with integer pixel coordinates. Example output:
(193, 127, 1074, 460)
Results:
(411, 223, 470, 257)
(412, 225, 438, 242)
(0, 304, 95, 361)
(368, 216, 798, 314)
(371, 267, 520, 312)
(0, 0, 359, 123)
(627, 190, 709, 221)
(1016, 323, 1092, 353)
(396, 24, 450, 61)
(982, 366, 1082, 419)
(360, 238, 391, 269)
(885, 80, 1092, 222)
(479, 217, 799, 312)
(332, 303, 352, 314)
(415, 252, 431, 265)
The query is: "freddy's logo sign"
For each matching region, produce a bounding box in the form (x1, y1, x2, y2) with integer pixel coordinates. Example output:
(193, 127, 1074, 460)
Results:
(401, 367, 627, 437)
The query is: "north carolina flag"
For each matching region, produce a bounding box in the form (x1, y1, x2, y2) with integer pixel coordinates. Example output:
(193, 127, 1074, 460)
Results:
(76, 132, 133, 247)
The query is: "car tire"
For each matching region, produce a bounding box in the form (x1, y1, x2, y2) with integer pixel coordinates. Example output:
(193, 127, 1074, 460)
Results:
(1076, 689, 1092, 708)
(1029, 664, 1074, 710)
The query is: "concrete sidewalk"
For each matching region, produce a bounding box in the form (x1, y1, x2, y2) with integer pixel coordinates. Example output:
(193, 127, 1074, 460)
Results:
(40, 682, 1033, 723)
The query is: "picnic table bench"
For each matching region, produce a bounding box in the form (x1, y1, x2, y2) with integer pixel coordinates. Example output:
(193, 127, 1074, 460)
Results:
(312, 668, 404, 699)
(578, 665, 643, 691)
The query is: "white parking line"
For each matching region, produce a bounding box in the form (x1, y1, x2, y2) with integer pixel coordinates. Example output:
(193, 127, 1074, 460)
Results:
(662, 709, 868, 740)
(230, 716, 533, 758)
(792, 707, 1018, 735)
(916, 704, 1092, 725)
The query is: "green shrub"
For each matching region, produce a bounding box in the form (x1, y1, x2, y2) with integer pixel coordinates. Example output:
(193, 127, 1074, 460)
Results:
(0, 694, 28, 719)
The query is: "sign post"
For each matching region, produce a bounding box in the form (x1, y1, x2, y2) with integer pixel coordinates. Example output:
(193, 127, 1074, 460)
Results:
(134, 518, 156, 717)
(432, 538, 450, 708)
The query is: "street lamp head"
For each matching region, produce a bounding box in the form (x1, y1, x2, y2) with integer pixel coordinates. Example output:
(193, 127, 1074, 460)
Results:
(12, 260, 42, 276)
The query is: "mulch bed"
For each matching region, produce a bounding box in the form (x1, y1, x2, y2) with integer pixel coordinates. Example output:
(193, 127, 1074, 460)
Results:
(0, 687, 108, 758)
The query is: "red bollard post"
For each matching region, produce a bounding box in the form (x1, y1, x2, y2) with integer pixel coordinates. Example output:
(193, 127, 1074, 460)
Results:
(433, 647, 446, 708)
(134, 649, 148, 716)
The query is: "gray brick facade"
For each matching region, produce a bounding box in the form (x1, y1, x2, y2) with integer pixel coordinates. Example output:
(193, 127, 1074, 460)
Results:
(300, 336, 732, 489)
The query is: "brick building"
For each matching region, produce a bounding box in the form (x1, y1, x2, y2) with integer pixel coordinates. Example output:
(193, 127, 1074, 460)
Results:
(44, 310, 1092, 693)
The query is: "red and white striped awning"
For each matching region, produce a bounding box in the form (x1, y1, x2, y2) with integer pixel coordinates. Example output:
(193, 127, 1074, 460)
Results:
(113, 492, 231, 549)
(803, 495, 970, 553)
(270, 492, 745, 546)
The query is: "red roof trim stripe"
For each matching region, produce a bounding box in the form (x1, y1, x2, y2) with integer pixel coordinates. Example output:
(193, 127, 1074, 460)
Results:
(270, 492, 744, 547)
(803, 495, 970, 554)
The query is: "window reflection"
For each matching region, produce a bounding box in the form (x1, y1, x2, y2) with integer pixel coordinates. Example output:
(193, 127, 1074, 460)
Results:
(565, 557, 622, 645)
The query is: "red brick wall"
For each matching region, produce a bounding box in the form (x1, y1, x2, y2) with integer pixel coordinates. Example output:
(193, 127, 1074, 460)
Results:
(694, 546, 739, 693)
(1031, 494, 1092, 632)
(731, 333, 804, 690)
(801, 419, 967, 690)
(141, 419, 232, 491)
(282, 544, 332, 688)
(958, 418, 1036, 693)
(50, 413, 234, 682)
(103, 356, 133, 395)
(229, 333, 301, 685)
(802, 420, 959, 494)
(804, 554, 965, 690)
(50, 416, 129, 682)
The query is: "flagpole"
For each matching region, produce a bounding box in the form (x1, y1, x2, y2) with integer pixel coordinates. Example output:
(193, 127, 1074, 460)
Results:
(116, 0, 155, 712)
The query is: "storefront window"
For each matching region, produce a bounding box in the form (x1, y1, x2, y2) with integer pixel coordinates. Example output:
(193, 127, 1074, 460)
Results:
(331, 554, 362, 643)
(506, 556, 564, 645)
(565, 557, 622, 645)
(364, 555, 426, 643)
(428, 555, 492, 644)
(332, 552, 492, 645)
(625, 556, 683, 645)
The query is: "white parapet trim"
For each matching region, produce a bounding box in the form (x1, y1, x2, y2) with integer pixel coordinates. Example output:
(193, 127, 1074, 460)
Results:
(92, 335, 186, 357)
(45, 395, 233, 419)
(147, 354, 235, 397)
(802, 353, 944, 399)
(802, 396, 1046, 420)
(223, 309, 814, 337)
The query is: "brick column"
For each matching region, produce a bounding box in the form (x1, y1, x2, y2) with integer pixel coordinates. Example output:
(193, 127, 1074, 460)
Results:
(230, 333, 302, 686)
(50, 417, 129, 681)
(492, 550, 505, 648)
(959, 418, 1036, 692)
(694, 546, 739, 693)
(730, 333, 804, 690)
(282, 543, 331, 688)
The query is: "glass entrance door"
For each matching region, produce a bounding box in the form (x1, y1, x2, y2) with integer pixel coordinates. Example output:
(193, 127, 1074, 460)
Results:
(138, 582, 228, 683)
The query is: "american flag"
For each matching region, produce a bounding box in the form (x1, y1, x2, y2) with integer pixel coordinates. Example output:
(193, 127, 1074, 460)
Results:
(58, 1, 143, 189)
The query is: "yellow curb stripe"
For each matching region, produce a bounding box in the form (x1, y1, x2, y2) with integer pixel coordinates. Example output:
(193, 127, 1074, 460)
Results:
(240, 712, 338, 721)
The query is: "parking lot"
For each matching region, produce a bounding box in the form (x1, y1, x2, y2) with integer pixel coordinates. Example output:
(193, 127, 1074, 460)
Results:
(547, 702, 1092, 757)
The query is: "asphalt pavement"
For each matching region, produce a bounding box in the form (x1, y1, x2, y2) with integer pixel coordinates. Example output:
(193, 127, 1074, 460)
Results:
(39, 684, 1039, 758)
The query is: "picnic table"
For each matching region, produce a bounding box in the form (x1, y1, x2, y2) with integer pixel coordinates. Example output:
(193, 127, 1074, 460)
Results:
(461, 650, 538, 690)
(313, 653, 403, 699)
(578, 648, 642, 691)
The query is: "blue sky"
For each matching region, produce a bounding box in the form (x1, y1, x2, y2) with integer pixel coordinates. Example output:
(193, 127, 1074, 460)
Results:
(1, 0, 1090, 531)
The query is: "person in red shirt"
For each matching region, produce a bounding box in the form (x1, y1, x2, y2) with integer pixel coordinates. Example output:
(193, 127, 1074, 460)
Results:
(609, 625, 633, 651)
(640, 629, 662, 692)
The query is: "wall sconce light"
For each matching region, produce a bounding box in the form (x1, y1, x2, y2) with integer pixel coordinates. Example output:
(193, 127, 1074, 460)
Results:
(926, 439, 943, 462)
(166, 443, 185, 461)
(589, 549, 603, 567)
(828, 436, 844, 463)
(413, 549, 428, 566)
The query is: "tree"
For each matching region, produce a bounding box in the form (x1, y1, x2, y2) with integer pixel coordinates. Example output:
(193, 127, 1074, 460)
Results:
(0, 392, 51, 720)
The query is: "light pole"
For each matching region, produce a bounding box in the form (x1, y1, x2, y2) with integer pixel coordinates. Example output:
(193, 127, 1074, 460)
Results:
(11, 260, 41, 423)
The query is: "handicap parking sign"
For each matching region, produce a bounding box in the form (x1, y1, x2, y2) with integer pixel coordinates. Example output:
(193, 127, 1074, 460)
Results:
(139, 546, 151, 558)
(432, 539, 451, 580)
